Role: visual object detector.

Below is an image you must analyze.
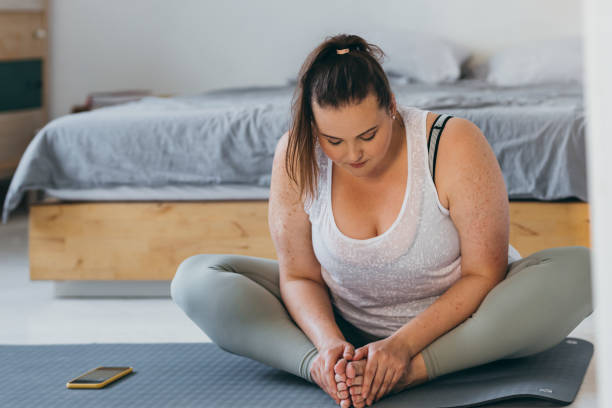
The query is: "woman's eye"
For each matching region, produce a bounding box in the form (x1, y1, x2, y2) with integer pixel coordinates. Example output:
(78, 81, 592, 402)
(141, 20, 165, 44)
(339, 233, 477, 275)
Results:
(327, 131, 376, 146)
(363, 131, 377, 141)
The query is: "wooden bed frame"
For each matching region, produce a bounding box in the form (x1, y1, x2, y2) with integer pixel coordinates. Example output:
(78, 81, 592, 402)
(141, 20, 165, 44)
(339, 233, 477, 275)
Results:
(28, 199, 590, 281)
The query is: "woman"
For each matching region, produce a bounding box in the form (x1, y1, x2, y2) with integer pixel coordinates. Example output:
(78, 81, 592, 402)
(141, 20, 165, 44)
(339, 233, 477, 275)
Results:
(171, 34, 593, 408)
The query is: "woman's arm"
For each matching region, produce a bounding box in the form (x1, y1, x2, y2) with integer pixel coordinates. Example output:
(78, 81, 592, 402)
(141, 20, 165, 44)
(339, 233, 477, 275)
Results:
(280, 277, 345, 349)
(390, 118, 510, 355)
(268, 132, 345, 349)
(269, 132, 354, 405)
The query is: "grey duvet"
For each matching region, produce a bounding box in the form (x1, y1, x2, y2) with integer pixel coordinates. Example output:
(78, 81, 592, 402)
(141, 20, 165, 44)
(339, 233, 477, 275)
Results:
(2, 79, 587, 223)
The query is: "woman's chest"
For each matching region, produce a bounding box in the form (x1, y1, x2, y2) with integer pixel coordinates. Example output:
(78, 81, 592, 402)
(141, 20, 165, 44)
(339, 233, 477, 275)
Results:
(330, 168, 407, 240)
(328, 112, 450, 242)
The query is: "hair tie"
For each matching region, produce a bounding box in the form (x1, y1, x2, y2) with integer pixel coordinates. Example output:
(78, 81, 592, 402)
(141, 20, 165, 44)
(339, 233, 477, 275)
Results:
(336, 48, 350, 55)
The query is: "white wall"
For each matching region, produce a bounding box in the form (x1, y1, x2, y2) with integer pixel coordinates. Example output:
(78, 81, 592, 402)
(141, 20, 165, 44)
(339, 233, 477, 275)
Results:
(584, 0, 612, 406)
(48, 0, 582, 119)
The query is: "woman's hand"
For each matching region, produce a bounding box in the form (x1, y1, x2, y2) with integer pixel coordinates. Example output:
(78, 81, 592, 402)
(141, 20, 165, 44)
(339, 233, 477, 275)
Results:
(351, 335, 415, 406)
(310, 339, 355, 405)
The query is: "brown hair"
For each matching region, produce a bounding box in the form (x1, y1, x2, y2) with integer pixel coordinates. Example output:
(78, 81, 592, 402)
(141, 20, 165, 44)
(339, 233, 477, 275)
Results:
(285, 33, 396, 204)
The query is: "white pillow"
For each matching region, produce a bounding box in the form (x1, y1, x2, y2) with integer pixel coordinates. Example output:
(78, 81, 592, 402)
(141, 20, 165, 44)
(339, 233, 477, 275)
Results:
(365, 30, 471, 84)
(485, 37, 583, 86)
(286, 31, 471, 86)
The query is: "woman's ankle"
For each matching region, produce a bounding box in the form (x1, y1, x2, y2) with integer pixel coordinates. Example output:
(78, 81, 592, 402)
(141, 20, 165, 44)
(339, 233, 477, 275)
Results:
(407, 352, 429, 386)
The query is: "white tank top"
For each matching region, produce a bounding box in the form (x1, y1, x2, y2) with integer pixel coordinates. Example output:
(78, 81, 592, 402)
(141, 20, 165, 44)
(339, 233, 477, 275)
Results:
(304, 106, 522, 338)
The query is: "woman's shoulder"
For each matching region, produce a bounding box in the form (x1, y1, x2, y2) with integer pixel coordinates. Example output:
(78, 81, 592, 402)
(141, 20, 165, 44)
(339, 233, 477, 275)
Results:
(421, 110, 482, 150)
(430, 115, 497, 210)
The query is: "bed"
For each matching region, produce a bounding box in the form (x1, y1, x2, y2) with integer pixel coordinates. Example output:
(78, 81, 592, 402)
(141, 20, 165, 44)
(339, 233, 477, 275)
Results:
(2, 79, 590, 281)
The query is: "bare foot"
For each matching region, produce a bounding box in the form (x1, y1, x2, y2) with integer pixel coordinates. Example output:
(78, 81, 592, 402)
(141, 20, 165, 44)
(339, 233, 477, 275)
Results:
(346, 353, 430, 407)
(346, 359, 366, 408)
(334, 358, 352, 408)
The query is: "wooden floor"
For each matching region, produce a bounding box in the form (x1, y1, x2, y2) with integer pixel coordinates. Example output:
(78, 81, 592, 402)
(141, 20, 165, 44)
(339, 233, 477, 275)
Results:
(508, 201, 590, 254)
(28, 200, 590, 281)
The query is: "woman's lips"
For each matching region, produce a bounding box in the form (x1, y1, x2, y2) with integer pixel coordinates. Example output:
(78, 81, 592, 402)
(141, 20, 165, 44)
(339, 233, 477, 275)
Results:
(350, 160, 367, 168)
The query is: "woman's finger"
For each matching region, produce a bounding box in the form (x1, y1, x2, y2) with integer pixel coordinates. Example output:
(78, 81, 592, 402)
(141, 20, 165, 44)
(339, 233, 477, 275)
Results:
(374, 368, 395, 403)
(344, 344, 355, 360)
(329, 368, 341, 404)
(315, 367, 334, 404)
(360, 356, 377, 400)
(324, 362, 340, 404)
(366, 365, 387, 405)
(353, 345, 368, 361)
(385, 368, 403, 398)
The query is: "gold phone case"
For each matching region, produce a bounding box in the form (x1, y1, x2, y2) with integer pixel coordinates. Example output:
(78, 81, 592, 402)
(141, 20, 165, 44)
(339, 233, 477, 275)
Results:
(66, 366, 133, 389)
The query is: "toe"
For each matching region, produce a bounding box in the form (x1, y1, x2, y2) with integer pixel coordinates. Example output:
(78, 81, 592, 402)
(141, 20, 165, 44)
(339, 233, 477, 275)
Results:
(353, 360, 366, 375)
(335, 373, 347, 383)
(346, 361, 355, 379)
(351, 393, 365, 407)
(349, 385, 362, 395)
(346, 374, 363, 387)
(337, 382, 347, 391)
(335, 358, 348, 376)
(347, 359, 366, 379)
(350, 375, 363, 386)
(341, 399, 352, 408)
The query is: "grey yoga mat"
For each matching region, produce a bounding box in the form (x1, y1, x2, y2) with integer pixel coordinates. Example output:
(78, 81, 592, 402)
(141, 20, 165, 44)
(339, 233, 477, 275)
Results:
(0, 337, 592, 408)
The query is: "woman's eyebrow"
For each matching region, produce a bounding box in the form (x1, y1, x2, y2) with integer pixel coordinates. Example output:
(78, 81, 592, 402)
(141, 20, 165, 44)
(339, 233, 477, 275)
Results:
(320, 125, 378, 140)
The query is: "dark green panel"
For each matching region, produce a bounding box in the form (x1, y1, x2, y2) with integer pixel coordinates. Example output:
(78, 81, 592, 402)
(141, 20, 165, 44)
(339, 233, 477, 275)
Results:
(0, 59, 43, 112)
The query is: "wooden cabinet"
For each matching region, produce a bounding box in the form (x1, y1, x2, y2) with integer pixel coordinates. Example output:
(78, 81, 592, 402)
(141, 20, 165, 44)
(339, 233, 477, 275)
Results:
(0, 0, 48, 180)
(28, 200, 590, 280)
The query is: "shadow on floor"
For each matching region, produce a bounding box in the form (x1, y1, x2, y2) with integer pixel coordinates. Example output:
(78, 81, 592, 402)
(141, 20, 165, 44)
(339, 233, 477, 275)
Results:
(1, 178, 29, 219)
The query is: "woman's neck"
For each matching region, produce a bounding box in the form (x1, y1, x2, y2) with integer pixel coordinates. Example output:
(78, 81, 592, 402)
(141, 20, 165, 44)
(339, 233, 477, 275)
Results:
(357, 113, 406, 184)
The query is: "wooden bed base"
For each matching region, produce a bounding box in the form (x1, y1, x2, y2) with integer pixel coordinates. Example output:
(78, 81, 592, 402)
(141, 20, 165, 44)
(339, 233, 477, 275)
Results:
(28, 200, 590, 281)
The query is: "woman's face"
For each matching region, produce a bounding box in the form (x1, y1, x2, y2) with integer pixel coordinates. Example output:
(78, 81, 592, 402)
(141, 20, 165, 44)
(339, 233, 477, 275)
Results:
(312, 92, 397, 180)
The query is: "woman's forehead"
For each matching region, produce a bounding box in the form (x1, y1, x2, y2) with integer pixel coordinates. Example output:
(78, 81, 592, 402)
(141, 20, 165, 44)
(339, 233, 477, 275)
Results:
(312, 92, 380, 112)
(312, 97, 383, 134)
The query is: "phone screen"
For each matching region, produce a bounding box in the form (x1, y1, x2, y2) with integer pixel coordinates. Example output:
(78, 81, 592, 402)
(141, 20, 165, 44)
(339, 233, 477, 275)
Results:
(70, 367, 130, 384)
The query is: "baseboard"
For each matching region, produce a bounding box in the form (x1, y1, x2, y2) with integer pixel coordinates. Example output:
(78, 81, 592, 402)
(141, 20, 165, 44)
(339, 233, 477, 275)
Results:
(53, 280, 171, 298)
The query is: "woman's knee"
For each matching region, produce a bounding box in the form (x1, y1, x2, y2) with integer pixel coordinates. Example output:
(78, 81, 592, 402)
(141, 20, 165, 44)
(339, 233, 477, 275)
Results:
(170, 253, 238, 314)
(566, 246, 593, 315)
(550, 246, 591, 290)
(527, 246, 593, 317)
(525, 246, 591, 282)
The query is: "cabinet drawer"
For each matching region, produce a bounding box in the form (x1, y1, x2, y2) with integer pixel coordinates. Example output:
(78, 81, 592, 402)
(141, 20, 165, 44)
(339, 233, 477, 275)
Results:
(0, 109, 44, 179)
(0, 59, 42, 111)
(0, 12, 46, 60)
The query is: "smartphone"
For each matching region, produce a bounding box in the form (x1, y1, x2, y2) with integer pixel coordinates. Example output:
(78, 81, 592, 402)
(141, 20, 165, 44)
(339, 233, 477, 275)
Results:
(66, 366, 133, 389)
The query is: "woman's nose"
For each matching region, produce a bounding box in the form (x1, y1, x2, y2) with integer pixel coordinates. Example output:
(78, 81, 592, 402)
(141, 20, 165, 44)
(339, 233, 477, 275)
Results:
(348, 145, 363, 162)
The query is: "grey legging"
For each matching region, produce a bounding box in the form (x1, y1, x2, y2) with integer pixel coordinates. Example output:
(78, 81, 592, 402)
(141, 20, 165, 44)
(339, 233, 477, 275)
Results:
(170, 246, 593, 382)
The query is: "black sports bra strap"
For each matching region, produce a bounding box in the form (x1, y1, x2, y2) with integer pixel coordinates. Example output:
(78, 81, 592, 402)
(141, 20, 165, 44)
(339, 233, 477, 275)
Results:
(427, 113, 454, 185)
